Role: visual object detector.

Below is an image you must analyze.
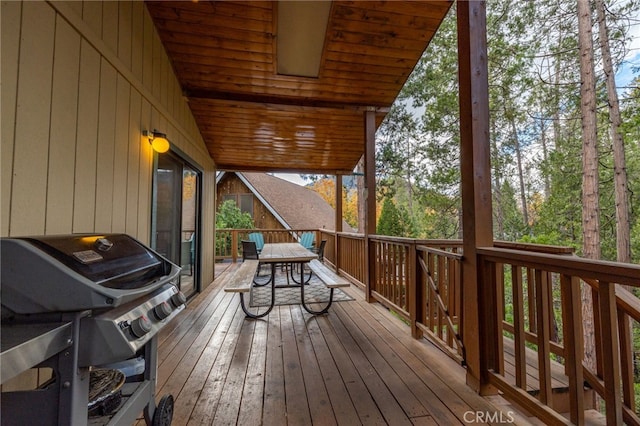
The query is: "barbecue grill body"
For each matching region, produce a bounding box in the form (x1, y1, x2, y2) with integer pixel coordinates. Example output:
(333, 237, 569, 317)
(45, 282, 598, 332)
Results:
(0, 233, 185, 425)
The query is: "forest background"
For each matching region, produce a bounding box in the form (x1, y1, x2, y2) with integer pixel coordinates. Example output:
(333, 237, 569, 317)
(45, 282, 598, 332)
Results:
(305, 0, 640, 266)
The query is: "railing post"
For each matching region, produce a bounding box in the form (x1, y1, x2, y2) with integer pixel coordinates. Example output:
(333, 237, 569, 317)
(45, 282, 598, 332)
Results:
(598, 281, 622, 424)
(408, 241, 423, 339)
(231, 230, 238, 263)
(364, 109, 376, 303)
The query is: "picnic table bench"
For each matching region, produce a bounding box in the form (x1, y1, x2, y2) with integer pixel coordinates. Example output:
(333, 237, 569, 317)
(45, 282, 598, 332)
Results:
(304, 259, 350, 315)
(223, 260, 274, 319)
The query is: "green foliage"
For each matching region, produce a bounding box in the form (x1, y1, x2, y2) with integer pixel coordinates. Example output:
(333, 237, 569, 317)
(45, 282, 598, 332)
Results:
(215, 199, 254, 229)
(215, 200, 254, 256)
(376, 198, 417, 238)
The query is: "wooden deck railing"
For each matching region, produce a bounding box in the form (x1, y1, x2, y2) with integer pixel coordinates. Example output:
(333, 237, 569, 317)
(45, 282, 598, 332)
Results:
(478, 247, 640, 425)
(215, 228, 640, 424)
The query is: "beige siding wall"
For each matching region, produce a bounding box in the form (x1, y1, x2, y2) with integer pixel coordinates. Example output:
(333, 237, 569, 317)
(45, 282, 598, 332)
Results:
(1, 1, 216, 287)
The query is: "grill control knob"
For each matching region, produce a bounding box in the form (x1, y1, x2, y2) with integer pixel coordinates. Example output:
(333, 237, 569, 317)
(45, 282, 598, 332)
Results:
(170, 292, 187, 308)
(154, 302, 172, 320)
(130, 316, 152, 338)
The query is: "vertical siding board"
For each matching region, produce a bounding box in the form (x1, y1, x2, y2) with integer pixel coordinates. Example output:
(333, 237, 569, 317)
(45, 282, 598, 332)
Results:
(73, 40, 101, 233)
(152, 29, 162, 99)
(82, 1, 103, 37)
(118, 1, 132, 69)
(130, 1, 144, 81)
(94, 60, 117, 232)
(61, 1, 82, 17)
(126, 90, 142, 235)
(11, 2, 55, 235)
(112, 74, 131, 232)
(138, 98, 153, 244)
(160, 50, 169, 109)
(102, 1, 118, 55)
(46, 18, 81, 235)
(142, 8, 154, 91)
(1, 1, 22, 236)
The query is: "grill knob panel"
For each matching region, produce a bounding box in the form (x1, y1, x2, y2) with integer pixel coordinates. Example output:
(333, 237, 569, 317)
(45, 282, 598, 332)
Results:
(130, 316, 152, 338)
(153, 302, 172, 320)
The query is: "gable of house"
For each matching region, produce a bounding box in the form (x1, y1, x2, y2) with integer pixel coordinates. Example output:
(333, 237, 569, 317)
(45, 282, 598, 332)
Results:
(216, 172, 354, 232)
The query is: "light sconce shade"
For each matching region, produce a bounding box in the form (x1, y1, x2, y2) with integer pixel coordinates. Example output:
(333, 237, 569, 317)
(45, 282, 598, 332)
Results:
(143, 130, 170, 153)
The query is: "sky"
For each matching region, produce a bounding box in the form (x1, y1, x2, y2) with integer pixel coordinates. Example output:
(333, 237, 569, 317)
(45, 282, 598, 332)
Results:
(274, 173, 308, 186)
(616, 10, 640, 93)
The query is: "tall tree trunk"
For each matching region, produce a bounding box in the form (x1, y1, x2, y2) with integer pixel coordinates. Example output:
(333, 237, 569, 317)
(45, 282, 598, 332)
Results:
(539, 116, 550, 199)
(509, 116, 529, 228)
(491, 120, 505, 239)
(578, 0, 600, 372)
(595, 0, 631, 263)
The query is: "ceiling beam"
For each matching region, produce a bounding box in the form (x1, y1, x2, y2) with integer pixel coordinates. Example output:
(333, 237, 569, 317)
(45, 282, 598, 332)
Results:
(183, 88, 390, 113)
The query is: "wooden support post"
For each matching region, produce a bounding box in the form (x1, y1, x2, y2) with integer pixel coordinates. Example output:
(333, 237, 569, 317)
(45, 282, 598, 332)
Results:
(335, 174, 343, 272)
(457, 0, 495, 393)
(364, 108, 376, 303)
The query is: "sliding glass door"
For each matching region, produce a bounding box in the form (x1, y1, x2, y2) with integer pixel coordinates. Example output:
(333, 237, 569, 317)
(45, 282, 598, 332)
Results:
(151, 151, 201, 299)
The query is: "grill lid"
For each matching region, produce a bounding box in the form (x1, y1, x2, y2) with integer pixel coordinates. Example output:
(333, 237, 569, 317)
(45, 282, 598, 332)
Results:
(1, 234, 180, 313)
(23, 234, 166, 288)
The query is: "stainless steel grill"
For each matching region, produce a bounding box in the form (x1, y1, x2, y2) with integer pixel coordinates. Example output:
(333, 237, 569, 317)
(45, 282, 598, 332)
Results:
(1, 233, 186, 425)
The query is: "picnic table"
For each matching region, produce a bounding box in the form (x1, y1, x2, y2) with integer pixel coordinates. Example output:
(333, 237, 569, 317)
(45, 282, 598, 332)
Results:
(224, 243, 349, 317)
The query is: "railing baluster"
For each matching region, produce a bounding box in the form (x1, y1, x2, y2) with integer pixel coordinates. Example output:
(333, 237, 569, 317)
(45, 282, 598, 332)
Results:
(438, 254, 445, 340)
(560, 274, 584, 425)
(618, 311, 635, 414)
(527, 267, 536, 334)
(598, 280, 623, 424)
(534, 269, 552, 406)
(512, 265, 526, 390)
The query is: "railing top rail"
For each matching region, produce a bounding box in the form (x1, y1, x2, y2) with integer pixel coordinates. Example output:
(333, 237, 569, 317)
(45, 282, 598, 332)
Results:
(478, 247, 640, 286)
(335, 231, 364, 238)
(369, 234, 416, 244)
(494, 240, 574, 254)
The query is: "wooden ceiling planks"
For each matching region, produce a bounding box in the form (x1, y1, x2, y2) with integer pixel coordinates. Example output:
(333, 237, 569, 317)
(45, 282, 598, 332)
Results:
(145, 0, 451, 174)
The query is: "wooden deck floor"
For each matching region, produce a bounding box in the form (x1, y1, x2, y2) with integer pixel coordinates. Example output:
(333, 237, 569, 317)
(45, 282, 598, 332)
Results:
(138, 263, 535, 425)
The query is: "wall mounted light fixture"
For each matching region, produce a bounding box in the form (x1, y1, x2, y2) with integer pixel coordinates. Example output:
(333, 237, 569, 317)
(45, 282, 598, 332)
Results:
(143, 130, 170, 153)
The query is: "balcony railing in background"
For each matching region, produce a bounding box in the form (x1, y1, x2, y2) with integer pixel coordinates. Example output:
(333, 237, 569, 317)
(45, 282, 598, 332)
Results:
(215, 228, 640, 424)
(215, 229, 321, 262)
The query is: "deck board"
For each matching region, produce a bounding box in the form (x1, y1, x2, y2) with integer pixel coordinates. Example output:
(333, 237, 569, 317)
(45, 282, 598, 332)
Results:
(134, 263, 534, 425)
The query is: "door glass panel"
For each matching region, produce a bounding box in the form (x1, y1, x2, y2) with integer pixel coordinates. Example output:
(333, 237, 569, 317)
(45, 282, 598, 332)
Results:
(151, 153, 200, 299)
(180, 166, 198, 297)
(153, 155, 181, 263)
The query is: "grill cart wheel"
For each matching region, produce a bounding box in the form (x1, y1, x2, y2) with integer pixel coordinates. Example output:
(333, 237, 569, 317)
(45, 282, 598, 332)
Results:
(152, 394, 174, 426)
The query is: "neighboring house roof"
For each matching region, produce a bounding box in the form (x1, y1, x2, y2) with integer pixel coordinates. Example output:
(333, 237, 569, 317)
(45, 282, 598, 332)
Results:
(217, 172, 354, 232)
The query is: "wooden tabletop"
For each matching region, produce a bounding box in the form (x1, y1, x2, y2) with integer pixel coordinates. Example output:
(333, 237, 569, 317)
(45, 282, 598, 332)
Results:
(259, 243, 317, 263)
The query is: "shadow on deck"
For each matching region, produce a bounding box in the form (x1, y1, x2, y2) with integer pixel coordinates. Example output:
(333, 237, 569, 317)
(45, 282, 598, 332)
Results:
(138, 263, 535, 425)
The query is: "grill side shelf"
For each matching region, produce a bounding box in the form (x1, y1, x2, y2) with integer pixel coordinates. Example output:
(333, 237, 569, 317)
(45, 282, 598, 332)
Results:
(1, 322, 73, 384)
